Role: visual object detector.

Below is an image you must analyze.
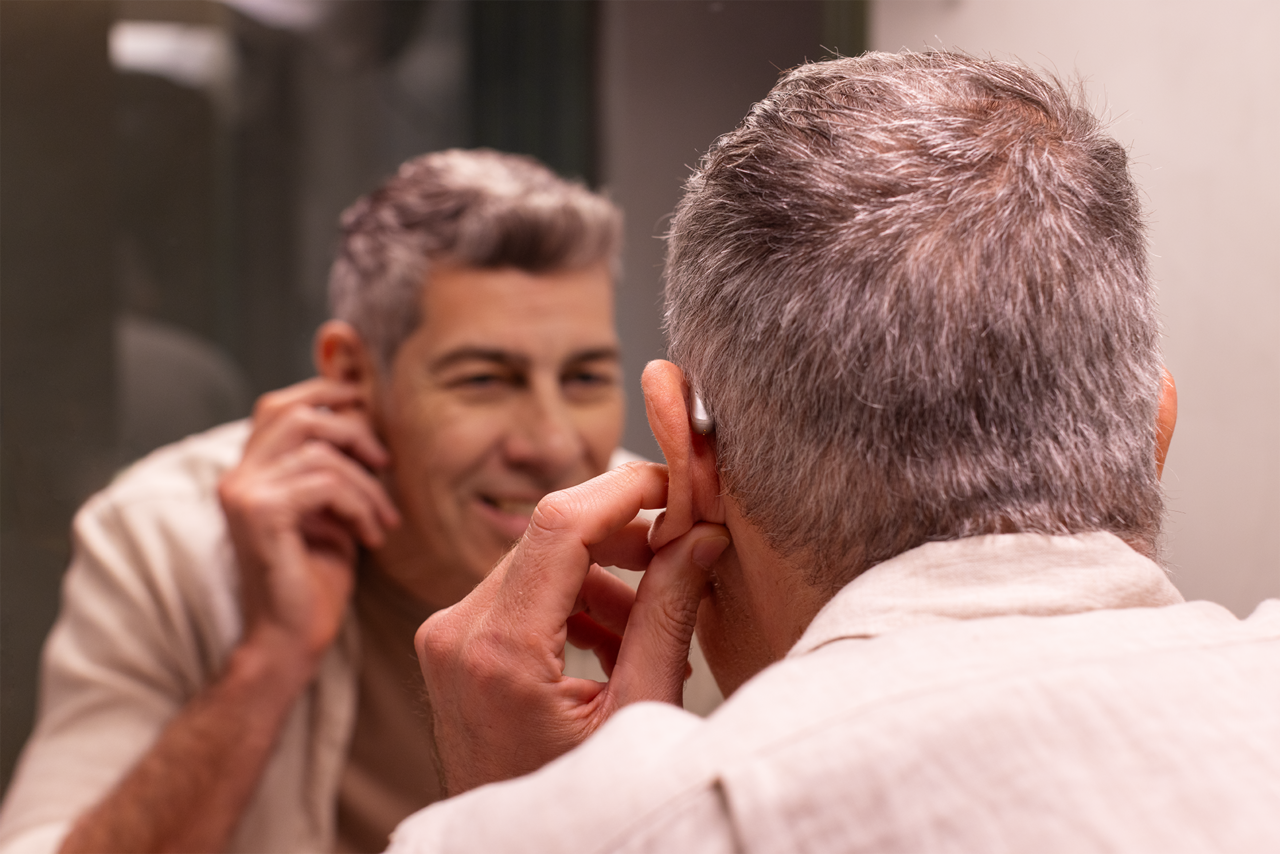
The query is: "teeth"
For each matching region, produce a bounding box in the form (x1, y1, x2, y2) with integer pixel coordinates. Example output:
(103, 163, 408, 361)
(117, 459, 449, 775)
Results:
(491, 499, 539, 516)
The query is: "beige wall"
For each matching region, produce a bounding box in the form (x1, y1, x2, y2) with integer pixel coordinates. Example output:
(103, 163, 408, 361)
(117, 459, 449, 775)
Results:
(874, 0, 1280, 615)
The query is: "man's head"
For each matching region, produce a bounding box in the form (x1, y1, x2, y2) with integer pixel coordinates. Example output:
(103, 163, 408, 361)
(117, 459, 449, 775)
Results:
(648, 52, 1167, 681)
(328, 149, 622, 370)
(318, 150, 625, 606)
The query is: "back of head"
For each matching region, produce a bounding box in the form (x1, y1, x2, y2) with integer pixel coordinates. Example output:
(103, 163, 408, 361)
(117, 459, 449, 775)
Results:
(329, 149, 622, 368)
(665, 51, 1162, 591)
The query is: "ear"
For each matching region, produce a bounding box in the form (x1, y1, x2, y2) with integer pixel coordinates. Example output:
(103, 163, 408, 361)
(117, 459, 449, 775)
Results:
(1155, 366, 1177, 480)
(643, 360, 725, 551)
(314, 320, 378, 392)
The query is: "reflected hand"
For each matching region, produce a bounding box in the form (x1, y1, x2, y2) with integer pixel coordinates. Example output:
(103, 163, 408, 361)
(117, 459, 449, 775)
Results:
(219, 378, 400, 678)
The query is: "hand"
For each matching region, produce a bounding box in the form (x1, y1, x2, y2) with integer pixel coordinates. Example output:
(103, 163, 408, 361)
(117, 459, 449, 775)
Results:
(219, 378, 400, 678)
(415, 461, 730, 795)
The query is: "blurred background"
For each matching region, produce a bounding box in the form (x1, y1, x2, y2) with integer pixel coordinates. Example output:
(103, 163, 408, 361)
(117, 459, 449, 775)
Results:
(0, 0, 863, 792)
(2, 0, 1276, 792)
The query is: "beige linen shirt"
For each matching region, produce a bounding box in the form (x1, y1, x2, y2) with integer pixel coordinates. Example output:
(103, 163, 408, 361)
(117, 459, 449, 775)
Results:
(0, 422, 716, 854)
(389, 532, 1280, 853)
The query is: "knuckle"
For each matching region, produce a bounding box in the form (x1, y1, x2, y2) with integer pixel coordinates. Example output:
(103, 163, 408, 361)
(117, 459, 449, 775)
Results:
(216, 474, 237, 503)
(286, 405, 324, 433)
(613, 459, 661, 487)
(417, 613, 506, 682)
(308, 469, 341, 496)
(655, 597, 699, 640)
(252, 389, 286, 420)
(298, 438, 344, 469)
(418, 611, 460, 660)
(217, 472, 255, 511)
(529, 490, 575, 534)
(612, 460, 649, 479)
(296, 439, 327, 463)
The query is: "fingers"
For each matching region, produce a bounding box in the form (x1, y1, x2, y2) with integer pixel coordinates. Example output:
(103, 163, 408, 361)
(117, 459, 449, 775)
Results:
(289, 454, 398, 547)
(572, 564, 637, 637)
(252, 377, 367, 423)
(225, 376, 398, 551)
(566, 562, 643, 678)
(246, 403, 390, 473)
(609, 522, 730, 707)
(566, 612, 622, 677)
(286, 441, 399, 535)
(297, 511, 361, 566)
(412, 461, 732, 794)
(586, 518, 656, 573)
(493, 462, 669, 637)
(236, 440, 400, 547)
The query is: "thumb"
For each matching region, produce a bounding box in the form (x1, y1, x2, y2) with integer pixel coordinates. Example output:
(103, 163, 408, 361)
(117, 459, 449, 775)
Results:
(608, 523, 731, 707)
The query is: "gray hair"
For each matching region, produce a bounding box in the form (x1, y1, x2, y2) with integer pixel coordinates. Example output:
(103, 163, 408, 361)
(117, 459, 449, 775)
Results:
(664, 51, 1163, 592)
(329, 149, 622, 368)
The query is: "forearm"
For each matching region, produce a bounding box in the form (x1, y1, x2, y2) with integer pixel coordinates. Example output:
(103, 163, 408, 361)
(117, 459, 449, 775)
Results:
(58, 638, 315, 854)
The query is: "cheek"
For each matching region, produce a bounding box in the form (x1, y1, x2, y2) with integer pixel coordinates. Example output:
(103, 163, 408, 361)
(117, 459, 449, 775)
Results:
(579, 402, 626, 466)
(391, 409, 497, 486)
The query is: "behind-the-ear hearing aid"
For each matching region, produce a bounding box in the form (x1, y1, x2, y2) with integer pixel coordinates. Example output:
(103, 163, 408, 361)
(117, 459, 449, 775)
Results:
(691, 390, 715, 435)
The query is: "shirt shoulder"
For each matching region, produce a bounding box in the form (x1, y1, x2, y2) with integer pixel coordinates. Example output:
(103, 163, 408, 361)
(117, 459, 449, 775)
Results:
(389, 702, 733, 854)
(62, 420, 253, 689)
(391, 600, 1280, 854)
(0, 422, 256, 853)
(97, 419, 251, 509)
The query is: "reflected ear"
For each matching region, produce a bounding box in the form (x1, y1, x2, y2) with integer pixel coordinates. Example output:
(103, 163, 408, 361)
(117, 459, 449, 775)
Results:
(314, 320, 377, 389)
(643, 360, 724, 551)
(1156, 366, 1177, 480)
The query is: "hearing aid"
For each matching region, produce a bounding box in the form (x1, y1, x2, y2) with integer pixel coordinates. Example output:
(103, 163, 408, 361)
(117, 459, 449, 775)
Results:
(691, 390, 715, 435)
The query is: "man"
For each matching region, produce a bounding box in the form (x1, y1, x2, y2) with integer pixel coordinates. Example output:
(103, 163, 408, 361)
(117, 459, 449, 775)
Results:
(0, 150, 719, 854)
(391, 53, 1280, 851)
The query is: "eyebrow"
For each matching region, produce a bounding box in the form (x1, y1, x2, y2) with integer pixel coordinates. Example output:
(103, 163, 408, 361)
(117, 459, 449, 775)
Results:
(429, 346, 621, 373)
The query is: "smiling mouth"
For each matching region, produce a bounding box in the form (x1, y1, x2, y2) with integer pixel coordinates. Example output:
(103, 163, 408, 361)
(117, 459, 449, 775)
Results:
(481, 496, 541, 517)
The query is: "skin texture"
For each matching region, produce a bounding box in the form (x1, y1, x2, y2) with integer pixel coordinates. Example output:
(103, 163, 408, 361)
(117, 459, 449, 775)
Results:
(416, 359, 1180, 793)
(415, 461, 731, 795)
(59, 264, 623, 853)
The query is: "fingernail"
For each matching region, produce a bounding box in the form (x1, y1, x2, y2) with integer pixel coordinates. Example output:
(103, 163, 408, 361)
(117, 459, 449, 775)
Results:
(691, 536, 731, 569)
(646, 510, 668, 550)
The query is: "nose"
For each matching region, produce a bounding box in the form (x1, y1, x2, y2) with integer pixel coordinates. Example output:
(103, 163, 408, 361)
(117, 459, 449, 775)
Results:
(502, 380, 584, 481)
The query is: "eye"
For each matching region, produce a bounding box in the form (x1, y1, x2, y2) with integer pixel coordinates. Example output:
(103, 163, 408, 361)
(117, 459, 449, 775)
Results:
(444, 368, 524, 392)
(563, 369, 612, 386)
(562, 363, 619, 399)
(457, 372, 502, 387)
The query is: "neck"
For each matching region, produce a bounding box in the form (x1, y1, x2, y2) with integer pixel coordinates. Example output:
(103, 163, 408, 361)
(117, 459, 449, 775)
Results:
(697, 500, 832, 696)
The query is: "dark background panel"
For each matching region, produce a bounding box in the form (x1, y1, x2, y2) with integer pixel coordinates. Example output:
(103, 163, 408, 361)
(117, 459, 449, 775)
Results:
(470, 0, 599, 185)
(1, 0, 118, 794)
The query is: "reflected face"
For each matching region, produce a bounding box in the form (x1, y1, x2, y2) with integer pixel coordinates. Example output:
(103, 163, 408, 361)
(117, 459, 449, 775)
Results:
(372, 263, 623, 607)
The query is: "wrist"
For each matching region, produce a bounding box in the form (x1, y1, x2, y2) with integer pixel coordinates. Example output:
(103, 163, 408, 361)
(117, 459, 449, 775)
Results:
(222, 627, 323, 716)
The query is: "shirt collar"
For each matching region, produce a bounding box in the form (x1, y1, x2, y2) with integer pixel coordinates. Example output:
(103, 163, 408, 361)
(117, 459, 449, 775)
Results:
(790, 532, 1185, 658)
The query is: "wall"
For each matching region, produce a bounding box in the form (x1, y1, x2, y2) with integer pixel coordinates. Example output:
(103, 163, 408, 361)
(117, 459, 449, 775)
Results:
(598, 0, 848, 462)
(0, 0, 118, 791)
(873, 0, 1280, 615)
